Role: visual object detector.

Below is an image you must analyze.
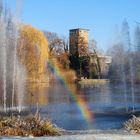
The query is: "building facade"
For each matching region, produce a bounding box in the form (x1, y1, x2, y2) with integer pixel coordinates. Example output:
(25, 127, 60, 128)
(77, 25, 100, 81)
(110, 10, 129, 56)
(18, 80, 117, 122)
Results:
(69, 28, 89, 56)
(90, 54, 112, 78)
(69, 28, 112, 79)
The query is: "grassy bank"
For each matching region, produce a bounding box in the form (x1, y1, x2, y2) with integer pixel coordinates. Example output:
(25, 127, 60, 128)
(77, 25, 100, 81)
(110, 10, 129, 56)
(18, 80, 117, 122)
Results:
(0, 114, 61, 137)
(124, 115, 140, 134)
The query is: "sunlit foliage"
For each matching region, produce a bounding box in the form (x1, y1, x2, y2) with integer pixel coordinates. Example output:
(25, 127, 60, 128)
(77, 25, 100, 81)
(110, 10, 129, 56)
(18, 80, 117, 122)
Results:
(17, 25, 49, 82)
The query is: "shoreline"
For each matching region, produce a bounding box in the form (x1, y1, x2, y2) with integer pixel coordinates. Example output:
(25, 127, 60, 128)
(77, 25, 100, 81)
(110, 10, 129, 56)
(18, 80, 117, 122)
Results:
(78, 79, 110, 85)
(1, 130, 139, 140)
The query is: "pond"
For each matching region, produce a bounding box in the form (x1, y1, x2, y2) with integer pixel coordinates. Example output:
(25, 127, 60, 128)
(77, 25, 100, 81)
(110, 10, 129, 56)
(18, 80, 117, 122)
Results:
(25, 82, 140, 131)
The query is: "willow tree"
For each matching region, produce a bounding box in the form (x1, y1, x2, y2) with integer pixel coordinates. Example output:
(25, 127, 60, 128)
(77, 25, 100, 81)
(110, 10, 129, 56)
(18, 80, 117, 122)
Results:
(17, 25, 49, 82)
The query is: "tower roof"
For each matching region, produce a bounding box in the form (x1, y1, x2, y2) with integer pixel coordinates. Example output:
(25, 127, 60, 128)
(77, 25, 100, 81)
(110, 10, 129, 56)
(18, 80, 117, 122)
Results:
(69, 28, 89, 32)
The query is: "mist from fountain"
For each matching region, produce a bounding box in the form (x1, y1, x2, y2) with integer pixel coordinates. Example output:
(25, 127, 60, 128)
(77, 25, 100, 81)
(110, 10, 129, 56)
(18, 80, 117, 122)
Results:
(0, 14, 8, 112)
(16, 62, 26, 113)
(3, 22, 7, 112)
(121, 20, 135, 112)
(120, 50, 128, 112)
(128, 44, 135, 112)
(0, 2, 26, 114)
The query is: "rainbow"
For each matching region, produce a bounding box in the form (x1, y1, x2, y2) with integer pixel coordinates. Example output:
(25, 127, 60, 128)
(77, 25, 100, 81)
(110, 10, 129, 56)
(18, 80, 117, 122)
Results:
(47, 60, 93, 125)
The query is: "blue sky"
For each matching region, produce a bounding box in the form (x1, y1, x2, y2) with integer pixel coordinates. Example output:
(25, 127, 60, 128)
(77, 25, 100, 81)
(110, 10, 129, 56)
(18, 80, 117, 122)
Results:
(5, 0, 140, 51)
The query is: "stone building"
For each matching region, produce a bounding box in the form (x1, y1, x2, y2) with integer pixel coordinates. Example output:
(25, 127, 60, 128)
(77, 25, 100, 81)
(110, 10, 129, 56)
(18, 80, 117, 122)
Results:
(69, 28, 112, 78)
(90, 53, 112, 78)
(69, 28, 89, 56)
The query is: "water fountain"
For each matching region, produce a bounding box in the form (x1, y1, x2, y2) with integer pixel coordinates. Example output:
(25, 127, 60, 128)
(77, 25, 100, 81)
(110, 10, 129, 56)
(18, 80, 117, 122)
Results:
(128, 44, 135, 112)
(0, 3, 26, 114)
(121, 20, 135, 112)
(120, 52, 128, 112)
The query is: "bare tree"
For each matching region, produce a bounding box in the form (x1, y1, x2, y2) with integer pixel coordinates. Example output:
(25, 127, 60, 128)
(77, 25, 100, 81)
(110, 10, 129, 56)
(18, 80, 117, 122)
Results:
(61, 36, 69, 53)
(89, 39, 101, 78)
(44, 31, 62, 54)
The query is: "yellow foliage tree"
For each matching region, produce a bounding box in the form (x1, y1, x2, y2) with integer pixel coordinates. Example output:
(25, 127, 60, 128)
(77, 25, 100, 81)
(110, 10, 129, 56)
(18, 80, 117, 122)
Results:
(17, 25, 49, 82)
(49, 55, 77, 83)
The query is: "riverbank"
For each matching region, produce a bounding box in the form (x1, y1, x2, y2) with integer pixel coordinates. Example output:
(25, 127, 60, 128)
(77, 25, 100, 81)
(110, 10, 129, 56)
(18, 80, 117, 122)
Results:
(36, 133, 140, 140)
(0, 115, 61, 137)
(78, 79, 110, 85)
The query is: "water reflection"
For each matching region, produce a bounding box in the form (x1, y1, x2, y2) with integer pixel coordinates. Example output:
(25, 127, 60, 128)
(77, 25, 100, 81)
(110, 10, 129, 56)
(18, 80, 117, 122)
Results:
(26, 83, 49, 106)
(20, 83, 140, 130)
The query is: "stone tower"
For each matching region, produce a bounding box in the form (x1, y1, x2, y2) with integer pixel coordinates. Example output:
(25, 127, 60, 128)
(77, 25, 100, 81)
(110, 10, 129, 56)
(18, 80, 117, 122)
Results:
(69, 28, 89, 56)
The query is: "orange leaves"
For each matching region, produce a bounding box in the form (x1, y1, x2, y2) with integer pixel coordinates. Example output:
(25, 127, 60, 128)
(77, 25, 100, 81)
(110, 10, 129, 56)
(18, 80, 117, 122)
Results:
(17, 25, 49, 82)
